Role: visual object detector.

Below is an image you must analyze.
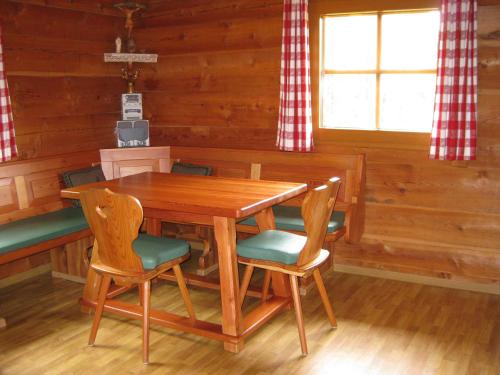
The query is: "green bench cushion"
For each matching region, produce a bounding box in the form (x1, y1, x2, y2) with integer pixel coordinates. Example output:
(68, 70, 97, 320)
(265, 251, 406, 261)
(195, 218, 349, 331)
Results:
(133, 234, 190, 270)
(0, 207, 89, 255)
(237, 230, 306, 265)
(239, 205, 345, 233)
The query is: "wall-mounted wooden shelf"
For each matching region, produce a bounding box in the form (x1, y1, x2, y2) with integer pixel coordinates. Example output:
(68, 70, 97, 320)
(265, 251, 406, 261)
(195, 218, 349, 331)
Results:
(104, 53, 158, 63)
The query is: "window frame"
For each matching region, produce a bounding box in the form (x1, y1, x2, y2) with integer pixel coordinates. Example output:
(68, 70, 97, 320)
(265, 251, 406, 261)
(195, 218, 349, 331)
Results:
(309, 0, 440, 149)
(320, 10, 439, 131)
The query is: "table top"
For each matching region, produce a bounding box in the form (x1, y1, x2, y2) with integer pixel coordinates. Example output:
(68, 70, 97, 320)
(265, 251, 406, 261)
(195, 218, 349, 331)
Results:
(60, 172, 307, 219)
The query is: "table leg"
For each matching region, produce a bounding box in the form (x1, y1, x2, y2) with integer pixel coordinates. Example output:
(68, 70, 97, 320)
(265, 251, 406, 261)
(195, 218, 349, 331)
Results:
(146, 218, 162, 236)
(254, 207, 276, 230)
(255, 208, 291, 297)
(0, 317, 6, 328)
(213, 216, 243, 352)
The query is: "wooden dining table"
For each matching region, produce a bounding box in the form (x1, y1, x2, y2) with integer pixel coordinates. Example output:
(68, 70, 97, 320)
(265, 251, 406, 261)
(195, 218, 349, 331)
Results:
(60, 171, 307, 352)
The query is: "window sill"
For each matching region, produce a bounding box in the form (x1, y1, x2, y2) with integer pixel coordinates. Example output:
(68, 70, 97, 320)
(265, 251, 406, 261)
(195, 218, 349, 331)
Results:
(315, 128, 430, 151)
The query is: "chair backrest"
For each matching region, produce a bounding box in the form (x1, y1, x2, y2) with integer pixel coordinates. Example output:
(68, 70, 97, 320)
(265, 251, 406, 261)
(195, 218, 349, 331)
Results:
(171, 162, 212, 176)
(80, 188, 144, 274)
(62, 165, 106, 207)
(297, 177, 341, 266)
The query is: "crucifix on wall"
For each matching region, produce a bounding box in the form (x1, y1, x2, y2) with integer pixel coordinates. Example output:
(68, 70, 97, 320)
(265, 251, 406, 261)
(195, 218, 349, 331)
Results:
(103, 1, 158, 148)
(104, 1, 157, 94)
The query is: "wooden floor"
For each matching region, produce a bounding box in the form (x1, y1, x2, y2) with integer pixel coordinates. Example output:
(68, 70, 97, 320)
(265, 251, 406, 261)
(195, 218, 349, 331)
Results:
(0, 270, 499, 375)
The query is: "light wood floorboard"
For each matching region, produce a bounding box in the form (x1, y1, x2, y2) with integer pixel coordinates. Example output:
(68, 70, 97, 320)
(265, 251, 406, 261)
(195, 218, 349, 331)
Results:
(0, 271, 499, 375)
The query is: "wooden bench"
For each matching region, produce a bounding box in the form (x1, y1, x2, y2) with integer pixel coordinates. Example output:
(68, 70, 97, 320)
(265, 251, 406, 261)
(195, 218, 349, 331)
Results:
(0, 151, 100, 326)
(169, 147, 366, 291)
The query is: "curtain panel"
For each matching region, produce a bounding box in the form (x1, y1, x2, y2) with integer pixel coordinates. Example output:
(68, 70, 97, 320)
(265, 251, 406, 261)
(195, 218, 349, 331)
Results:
(276, 0, 314, 152)
(0, 25, 17, 162)
(430, 0, 478, 160)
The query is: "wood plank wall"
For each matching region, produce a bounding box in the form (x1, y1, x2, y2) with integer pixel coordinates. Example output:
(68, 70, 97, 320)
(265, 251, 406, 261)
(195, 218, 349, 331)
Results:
(136, 0, 500, 287)
(0, 0, 123, 160)
(135, 0, 283, 147)
(0, 0, 123, 280)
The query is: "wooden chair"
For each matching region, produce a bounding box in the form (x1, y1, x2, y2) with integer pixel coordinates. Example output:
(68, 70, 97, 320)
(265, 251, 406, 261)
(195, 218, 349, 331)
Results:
(79, 188, 195, 364)
(237, 177, 341, 355)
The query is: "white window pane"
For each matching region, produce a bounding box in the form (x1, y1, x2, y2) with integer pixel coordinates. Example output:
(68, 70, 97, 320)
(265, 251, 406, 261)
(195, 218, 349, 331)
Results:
(322, 74, 376, 130)
(324, 15, 377, 70)
(381, 11, 440, 70)
(380, 74, 436, 132)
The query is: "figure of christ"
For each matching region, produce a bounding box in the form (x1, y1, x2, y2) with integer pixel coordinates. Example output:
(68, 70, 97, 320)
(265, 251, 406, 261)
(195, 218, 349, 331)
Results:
(116, 4, 142, 38)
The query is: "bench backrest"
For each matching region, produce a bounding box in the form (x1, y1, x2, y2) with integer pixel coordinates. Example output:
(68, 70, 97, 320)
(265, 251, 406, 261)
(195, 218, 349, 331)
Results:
(0, 151, 100, 225)
(170, 146, 366, 242)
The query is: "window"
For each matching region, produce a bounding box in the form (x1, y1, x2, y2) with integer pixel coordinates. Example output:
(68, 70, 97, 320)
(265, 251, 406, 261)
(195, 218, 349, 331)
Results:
(320, 10, 440, 132)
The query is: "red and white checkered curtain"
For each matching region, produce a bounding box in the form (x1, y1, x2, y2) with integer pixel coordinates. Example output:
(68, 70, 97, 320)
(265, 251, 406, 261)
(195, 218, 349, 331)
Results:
(430, 0, 477, 160)
(0, 25, 17, 162)
(276, 0, 314, 152)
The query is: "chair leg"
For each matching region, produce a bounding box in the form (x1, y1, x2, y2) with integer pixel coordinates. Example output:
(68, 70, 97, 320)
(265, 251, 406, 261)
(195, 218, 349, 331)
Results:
(142, 280, 151, 365)
(138, 283, 144, 306)
(312, 268, 337, 328)
(88, 275, 111, 346)
(172, 264, 196, 322)
(239, 265, 254, 308)
(290, 275, 308, 355)
(261, 270, 272, 304)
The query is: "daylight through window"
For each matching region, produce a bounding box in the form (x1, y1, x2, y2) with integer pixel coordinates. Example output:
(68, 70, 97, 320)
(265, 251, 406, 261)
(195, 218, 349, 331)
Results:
(321, 10, 440, 132)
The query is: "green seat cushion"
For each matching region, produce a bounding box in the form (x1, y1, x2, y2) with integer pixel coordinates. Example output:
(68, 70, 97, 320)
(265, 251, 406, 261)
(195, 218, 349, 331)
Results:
(62, 166, 106, 207)
(171, 162, 212, 176)
(0, 207, 89, 255)
(237, 230, 306, 265)
(239, 205, 345, 233)
(133, 234, 190, 270)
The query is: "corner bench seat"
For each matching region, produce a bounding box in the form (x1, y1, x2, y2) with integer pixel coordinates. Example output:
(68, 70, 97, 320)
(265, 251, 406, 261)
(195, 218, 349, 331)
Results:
(0, 151, 104, 272)
(0, 207, 90, 262)
(0, 151, 103, 328)
(238, 205, 345, 234)
(170, 146, 366, 244)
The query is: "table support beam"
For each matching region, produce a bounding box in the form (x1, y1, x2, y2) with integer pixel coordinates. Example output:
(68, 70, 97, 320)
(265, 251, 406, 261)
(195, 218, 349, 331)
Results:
(158, 271, 264, 299)
(242, 297, 289, 337)
(80, 298, 237, 344)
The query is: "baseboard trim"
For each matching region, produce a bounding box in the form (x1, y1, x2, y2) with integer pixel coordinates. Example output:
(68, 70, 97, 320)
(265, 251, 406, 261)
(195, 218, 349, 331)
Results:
(334, 264, 500, 295)
(0, 264, 52, 288)
(2, 262, 496, 296)
(51, 271, 86, 284)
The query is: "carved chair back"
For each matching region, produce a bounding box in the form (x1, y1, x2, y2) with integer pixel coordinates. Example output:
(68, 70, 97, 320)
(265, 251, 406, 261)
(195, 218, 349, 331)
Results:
(80, 188, 144, 274)
(297, 177, 341, 266)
